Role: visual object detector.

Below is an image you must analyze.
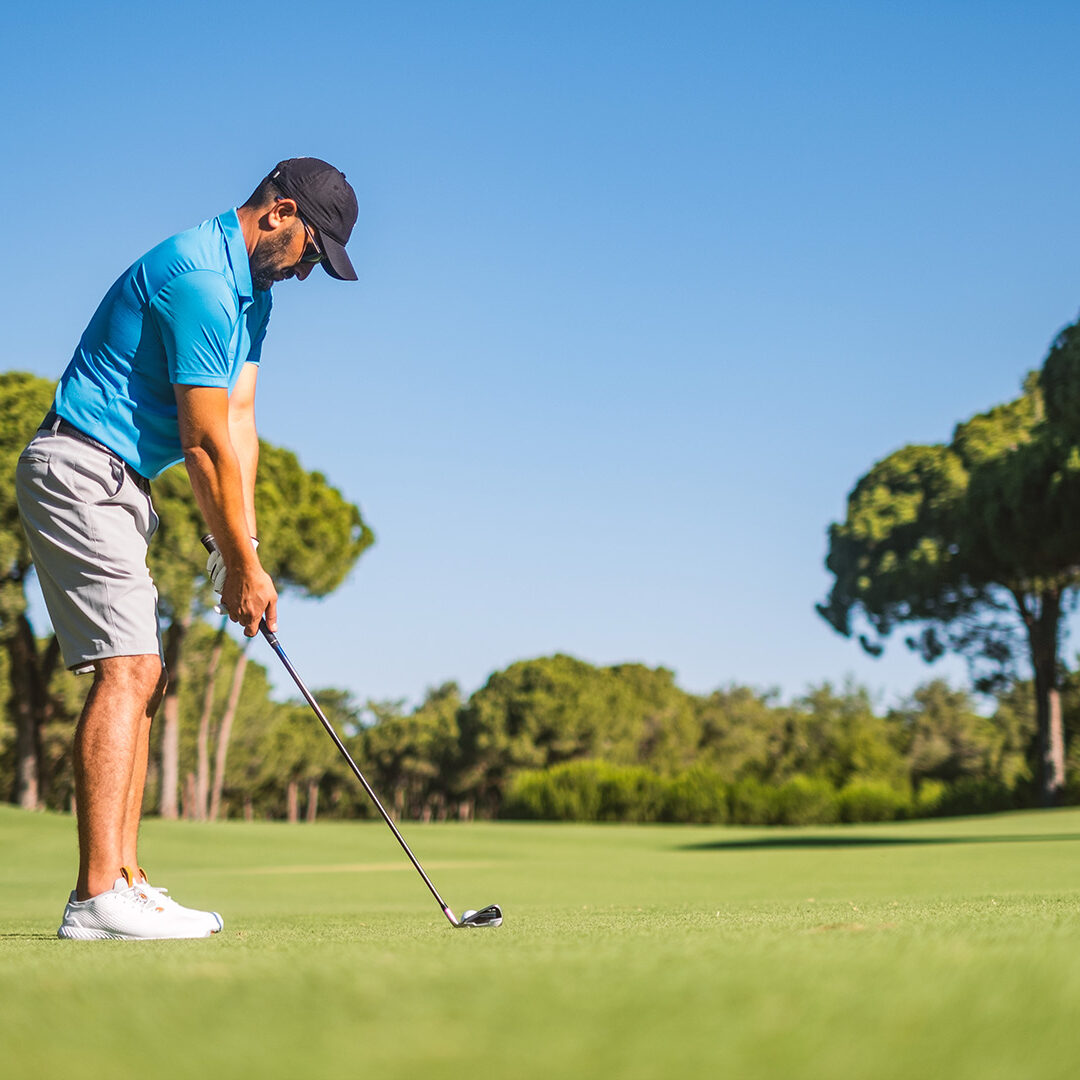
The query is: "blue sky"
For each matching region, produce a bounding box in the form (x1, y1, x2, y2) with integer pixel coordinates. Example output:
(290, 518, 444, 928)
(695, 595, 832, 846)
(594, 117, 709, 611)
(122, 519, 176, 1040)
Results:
(5, 2, 1080, 708)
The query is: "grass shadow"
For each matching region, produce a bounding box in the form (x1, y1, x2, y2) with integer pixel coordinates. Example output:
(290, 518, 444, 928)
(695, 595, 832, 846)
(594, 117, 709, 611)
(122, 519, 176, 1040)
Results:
(682, 833, 1080, 852)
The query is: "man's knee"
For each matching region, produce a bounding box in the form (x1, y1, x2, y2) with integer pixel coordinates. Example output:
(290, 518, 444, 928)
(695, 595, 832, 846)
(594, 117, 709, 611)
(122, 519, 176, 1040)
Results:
(93, 655, 167, 701)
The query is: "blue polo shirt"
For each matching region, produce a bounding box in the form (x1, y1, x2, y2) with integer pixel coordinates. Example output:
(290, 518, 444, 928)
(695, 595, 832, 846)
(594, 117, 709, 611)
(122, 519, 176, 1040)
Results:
(53, 209, 272, 479)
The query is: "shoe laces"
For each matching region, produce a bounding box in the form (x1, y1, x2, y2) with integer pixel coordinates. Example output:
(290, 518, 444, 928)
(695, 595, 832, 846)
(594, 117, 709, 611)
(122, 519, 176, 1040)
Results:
(124, 886, 159, 910)
(118, 866, 163, 911)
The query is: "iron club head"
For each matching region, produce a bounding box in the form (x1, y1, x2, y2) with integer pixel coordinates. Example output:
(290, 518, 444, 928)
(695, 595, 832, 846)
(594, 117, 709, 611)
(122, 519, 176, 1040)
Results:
(457, 904, 503, 928)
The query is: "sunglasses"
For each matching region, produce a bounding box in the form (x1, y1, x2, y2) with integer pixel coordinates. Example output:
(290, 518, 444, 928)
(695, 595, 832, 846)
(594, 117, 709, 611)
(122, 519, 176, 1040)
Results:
(297, 214, 324, 265)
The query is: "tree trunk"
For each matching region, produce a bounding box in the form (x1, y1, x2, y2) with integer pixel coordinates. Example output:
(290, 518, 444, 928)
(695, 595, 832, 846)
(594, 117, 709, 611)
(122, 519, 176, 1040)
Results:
(194, 617, 228, 821)
(209, 642, 250, 821)
(159, 613, 192, 820)
(182, 771, 197, 820)
(1027, 589, 1066, 807)
(8, 613, 49, 810)
(305, 779, 319, 823)
(286, 779, 299, 823)
(35, 636, 62, 807)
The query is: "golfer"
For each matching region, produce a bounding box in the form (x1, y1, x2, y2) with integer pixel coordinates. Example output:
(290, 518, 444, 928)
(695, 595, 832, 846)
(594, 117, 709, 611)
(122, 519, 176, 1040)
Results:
(16, 158, 357, 939)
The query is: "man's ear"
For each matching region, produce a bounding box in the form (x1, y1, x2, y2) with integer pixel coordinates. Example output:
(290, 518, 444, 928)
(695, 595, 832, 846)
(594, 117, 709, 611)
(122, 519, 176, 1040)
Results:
(264, 198, 299, 230)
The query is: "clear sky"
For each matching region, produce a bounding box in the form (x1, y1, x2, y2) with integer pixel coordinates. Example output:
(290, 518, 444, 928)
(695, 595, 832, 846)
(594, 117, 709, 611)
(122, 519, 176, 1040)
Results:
(4, 2, 1080, 709)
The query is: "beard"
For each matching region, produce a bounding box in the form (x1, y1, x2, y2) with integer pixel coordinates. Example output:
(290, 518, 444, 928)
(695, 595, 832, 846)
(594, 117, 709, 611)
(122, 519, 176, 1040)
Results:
(249, 229, 295, 292)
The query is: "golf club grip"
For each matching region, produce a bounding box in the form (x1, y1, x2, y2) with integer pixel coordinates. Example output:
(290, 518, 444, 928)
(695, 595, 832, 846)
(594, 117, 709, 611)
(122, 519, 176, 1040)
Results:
(199, 534, 279, 646)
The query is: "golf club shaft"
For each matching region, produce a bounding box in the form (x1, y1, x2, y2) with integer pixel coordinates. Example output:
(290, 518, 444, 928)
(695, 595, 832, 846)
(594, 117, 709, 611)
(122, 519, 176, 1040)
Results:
(258, 622, 457, 924)
(199, 535, 458, 925)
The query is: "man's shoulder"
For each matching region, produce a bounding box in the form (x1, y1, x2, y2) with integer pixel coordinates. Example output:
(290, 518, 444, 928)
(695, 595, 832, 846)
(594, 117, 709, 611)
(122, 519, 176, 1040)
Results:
(137, 215, 232, 297)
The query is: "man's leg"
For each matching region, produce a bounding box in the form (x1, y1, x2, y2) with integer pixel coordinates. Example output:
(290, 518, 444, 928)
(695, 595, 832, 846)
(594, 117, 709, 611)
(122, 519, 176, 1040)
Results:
(74, 655, 166, 901)
(121, 666, 166, 873)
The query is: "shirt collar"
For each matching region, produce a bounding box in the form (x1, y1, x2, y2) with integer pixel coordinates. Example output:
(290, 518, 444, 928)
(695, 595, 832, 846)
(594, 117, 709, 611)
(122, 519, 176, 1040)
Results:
(220, 208, 254, 303)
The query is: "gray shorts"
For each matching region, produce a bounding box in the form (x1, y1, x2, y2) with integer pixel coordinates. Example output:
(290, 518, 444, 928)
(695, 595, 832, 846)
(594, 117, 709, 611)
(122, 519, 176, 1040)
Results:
(15, 424, 163, 673)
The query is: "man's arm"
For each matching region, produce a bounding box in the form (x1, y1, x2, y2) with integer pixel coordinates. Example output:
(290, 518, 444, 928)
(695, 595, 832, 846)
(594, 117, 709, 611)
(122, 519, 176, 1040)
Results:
(176, 382, 277, 635)
(228, 362, 260, 539)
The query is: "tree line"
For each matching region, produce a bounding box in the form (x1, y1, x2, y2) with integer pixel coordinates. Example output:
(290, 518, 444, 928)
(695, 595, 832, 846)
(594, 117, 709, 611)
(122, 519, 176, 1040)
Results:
(7, 308, 1080, 825)
(1, 633, 1073, 824)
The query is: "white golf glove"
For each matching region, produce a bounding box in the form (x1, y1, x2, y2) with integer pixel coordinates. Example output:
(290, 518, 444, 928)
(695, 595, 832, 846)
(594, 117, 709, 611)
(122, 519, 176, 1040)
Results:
(206, 536, 259, 594)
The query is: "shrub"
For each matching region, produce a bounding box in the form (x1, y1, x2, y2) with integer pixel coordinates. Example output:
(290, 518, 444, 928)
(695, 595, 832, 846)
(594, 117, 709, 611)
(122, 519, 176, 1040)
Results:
(913, 779, 946, 817)
(837, 780, 911, 823)
(773, 776, 840, 825)
(502, 760, 666, 822)
(728, 778, 777, 825)
(595, 764, 667, 822)
(502, 762, 601, 820)
(932, 777, 1017, 817)
(1060, 772, 1080, 807)
(661, 768, 729, 824)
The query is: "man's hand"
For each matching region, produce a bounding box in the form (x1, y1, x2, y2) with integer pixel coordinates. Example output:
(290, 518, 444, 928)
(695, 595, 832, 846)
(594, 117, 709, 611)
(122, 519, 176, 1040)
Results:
(221, 559, 278, 637)
(207, 536, 259, 594)
(204, 534, 275, 636)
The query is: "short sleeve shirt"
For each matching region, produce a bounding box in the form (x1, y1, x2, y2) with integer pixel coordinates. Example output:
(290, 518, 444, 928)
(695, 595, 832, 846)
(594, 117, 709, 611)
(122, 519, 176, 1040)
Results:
(53, 209, 272, 479)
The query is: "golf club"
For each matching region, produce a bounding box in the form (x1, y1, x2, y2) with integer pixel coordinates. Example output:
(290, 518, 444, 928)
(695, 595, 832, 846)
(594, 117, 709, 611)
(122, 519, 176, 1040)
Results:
(201, 535, 502, 929)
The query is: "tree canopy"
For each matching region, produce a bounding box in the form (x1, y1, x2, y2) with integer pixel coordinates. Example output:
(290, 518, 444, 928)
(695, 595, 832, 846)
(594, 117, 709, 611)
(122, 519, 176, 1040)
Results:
(820, 322, 1080, 803)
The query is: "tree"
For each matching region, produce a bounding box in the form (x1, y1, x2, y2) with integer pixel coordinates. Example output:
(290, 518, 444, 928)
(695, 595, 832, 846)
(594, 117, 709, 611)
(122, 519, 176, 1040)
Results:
(147, 440, 374, 817)
(456, 655, 701, 816)
(819, 352, 1080, 805)
(0, 372, 63, 808)
(695, 685, 784, 781)
(888, 680, 1006, 788)
(363, 682, 462, 821)
(768, 682, 908, 790)
(256, 696, 346, 822)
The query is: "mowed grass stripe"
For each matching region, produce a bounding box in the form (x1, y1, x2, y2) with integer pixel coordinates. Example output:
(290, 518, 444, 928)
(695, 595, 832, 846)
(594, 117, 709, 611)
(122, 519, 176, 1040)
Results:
(196, 860, 493, 876)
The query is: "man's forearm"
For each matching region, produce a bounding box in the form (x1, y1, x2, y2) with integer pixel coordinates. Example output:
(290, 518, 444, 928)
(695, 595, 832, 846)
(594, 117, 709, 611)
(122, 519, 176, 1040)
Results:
(228, 415, 259, 540)
(175, 380, 276, 635)
(184, 440, 260, 574)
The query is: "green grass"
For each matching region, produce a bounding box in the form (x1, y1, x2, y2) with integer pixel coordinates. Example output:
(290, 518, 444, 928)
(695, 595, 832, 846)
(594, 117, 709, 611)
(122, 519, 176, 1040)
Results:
(4, 805, 1080, 1078)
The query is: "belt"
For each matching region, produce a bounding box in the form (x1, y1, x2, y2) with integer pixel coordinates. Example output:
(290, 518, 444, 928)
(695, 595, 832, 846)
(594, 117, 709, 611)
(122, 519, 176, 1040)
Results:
(39, 410, 151, 493)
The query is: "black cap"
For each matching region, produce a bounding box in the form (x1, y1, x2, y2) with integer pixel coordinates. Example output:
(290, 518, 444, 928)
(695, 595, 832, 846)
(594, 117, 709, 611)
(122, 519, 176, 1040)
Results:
(270, 157, 358, 281)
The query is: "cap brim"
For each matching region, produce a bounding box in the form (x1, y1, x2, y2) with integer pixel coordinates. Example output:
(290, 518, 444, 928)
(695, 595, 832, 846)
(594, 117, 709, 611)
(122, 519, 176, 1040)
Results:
(320, 234, 357, 281)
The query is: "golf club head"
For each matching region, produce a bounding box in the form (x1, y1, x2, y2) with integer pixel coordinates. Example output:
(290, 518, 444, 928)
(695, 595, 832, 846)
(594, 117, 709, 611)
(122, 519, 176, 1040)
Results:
(457, 904, 503, 928)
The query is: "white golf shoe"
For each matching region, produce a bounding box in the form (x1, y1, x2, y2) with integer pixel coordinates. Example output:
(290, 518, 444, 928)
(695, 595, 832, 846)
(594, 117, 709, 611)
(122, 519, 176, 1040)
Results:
(57, 869, 217, 940)
(136, 867, 223, 935)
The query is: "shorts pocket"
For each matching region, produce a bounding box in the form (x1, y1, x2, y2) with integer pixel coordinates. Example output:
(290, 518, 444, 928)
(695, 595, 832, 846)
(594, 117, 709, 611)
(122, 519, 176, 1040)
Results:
(50, 453, 126, 506)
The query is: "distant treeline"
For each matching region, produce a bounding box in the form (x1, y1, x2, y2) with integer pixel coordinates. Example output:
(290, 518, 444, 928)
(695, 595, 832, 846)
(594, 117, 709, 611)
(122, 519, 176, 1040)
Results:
(3, 636, 1074, 824)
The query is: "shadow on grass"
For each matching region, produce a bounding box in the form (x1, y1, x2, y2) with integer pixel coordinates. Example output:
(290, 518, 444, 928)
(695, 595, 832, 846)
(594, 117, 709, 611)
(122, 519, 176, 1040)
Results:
(0, 933, 56, 940)
(682, 833, 1080, 852)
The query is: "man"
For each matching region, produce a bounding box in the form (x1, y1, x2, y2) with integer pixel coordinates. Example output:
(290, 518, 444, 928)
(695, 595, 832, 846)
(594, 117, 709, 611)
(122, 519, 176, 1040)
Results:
(15, 158, 358, 940)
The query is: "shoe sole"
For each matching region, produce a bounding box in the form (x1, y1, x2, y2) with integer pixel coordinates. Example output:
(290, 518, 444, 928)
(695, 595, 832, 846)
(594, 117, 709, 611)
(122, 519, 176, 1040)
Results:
(57, 925, 213, 941)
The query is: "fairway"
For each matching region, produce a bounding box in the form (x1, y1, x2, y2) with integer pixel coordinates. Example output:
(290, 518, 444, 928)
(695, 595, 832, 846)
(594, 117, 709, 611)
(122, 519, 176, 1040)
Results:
(4, 807, 1080, 1078)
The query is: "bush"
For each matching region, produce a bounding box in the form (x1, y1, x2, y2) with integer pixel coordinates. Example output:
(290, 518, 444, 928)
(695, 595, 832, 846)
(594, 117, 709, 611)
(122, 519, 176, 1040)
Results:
(837, 780, 912, 823)
(913, 779, 946, 817)
(932, 777, 1017, 817)
(594, 764, 667, 822)
(773, 776, 840, 825)
(501, 760, 666, 822)
(661, 768, 728, 824)
(503, 764, 916, 826)
(1060, 773, 1080, 806)
(728, 778, 777, 825)
(502, 761, 601, 820)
